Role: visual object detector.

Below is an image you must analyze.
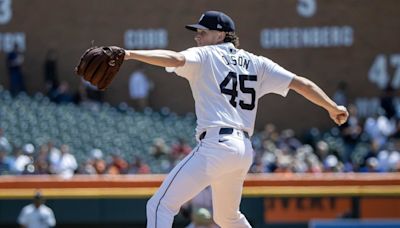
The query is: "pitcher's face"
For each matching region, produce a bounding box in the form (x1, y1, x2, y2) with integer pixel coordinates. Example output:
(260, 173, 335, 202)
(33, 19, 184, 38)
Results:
(194, 29, 225, 47)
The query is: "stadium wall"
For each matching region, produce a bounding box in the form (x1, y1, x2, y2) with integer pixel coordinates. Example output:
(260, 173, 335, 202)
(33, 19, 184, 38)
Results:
(0, 173, 399, 228)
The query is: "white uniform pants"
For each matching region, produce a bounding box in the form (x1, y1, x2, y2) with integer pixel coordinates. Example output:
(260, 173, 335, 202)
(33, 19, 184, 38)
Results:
(146, 128, 253, 228)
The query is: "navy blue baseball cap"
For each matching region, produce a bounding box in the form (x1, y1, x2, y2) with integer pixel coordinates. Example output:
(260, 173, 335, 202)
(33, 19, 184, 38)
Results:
(185, 11, 235, 32)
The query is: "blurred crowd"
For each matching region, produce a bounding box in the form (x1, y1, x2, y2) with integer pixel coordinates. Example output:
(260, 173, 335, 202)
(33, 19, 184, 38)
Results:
(7, 44, 105, 107)
(250, 102, 400, 173)
(0, 129, 195, 177)
(1, 98, 400, 177)
(248, 82, 400, 174)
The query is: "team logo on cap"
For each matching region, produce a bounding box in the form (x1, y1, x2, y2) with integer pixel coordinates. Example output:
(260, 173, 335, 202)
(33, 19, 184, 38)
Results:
(199, 14, 205, 22)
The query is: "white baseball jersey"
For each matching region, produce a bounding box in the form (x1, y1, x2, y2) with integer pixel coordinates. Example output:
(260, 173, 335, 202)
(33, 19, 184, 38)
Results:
(168, 42, 295, 136)
(18, 204, 56, 228)
(149, 42, 295, 228)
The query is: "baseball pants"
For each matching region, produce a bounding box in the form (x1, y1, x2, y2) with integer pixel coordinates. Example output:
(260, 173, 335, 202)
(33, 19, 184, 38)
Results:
(146, 127, 253, 228)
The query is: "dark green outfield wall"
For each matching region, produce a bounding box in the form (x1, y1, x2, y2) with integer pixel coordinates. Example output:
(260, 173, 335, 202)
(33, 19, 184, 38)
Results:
(0, 197, 287, 228)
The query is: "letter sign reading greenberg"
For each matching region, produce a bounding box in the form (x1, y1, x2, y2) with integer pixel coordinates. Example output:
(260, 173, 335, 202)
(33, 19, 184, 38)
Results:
(260, 26, 353, 49)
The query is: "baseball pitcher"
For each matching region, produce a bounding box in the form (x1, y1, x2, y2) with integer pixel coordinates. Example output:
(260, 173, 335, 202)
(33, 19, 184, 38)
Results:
(76, 10, 349, 228)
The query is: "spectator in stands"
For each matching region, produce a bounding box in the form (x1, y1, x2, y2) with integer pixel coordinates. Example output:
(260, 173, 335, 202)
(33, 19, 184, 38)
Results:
(150, 138, 170, 159)
(36, 144, 49, 163)
(106, 152, 129, 174)
(260, 139, 279, 172)
(332, 81, 348, 106)
(323, 154, 344, 172)
(0, 128, 12, 153)
(75, 79, 104, 111)
(52, 144, 77, 179)
(149, 138, 172, 172)
(257, 124, 280, 151)
(249, 153, 265, 173)
(7, 148, 19, 174)
(6, 43, 26, 96)
(360, 139, 381, 170)
(47, 141, 61, 173)
(18, 191, 56, 228)
(392, 121, 400, 138)
(129, 63, 153, 110)
(89, 148, 107, 174)
(0, 148, 13, 175)
(339, 104, 362, 163)
(277, 129, 302, 152)
(52, 81, 74, 104)
(34, 145, 51, 175)
(394, 160, 400, 172)
(314, 140, 330, 162)
(15, 144, 35, 175)
(304, 153, 323, 173)
(274, 150, 294, 173)
(388, 150, 400, 172)
(292, 144, 314, 173)
(303, 127, 322, 147)
(170, 138, 192, 161)
(76, 159, 94, 174)
(376, 141, 400, 172)
(80, 78, 104, 103)
(364, 110, 396, 149)
(261, 123, 278, 140)
(128, 155, 151, 174)
(43, 49, 59, 98)
(380, 85, 396, 120)
(34, 160, 51, 175)
(364, 157, 381, 172)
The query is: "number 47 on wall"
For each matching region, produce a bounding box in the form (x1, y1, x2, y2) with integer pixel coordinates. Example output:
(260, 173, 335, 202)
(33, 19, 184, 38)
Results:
(368, 54, 400, 89)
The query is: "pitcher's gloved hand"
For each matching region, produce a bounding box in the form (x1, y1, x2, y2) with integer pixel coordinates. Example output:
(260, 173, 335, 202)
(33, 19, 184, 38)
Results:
(75, 46, 125, 90)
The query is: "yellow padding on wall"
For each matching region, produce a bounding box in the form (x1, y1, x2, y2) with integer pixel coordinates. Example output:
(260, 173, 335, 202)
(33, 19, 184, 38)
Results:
(0, 185, 399, 199)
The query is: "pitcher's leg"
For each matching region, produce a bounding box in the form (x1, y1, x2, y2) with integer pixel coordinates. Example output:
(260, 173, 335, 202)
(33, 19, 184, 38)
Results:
(146, 145, 210, 228)
(211, 170, 251, 228)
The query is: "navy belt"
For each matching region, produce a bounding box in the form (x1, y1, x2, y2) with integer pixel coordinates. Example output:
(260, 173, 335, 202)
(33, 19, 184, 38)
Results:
(199, 128, 249, 140)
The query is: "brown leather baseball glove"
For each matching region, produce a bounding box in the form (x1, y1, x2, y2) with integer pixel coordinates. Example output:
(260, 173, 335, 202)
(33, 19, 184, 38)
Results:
(75, 46, 125, 90)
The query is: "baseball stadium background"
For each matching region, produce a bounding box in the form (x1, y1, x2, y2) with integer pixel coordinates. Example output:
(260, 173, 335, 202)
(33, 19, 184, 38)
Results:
(0, 0, 400, 227)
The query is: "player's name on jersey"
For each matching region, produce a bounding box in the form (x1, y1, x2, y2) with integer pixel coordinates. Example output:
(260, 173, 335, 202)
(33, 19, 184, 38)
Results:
(221, 54, 250, 70)
(260, 26, 353, 49)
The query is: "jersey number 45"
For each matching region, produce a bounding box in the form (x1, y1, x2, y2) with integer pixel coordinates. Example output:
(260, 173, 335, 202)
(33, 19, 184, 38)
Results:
(219, 71, 257, 111)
